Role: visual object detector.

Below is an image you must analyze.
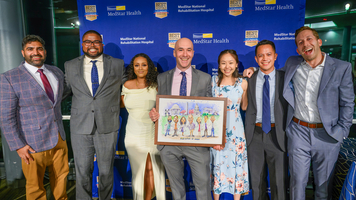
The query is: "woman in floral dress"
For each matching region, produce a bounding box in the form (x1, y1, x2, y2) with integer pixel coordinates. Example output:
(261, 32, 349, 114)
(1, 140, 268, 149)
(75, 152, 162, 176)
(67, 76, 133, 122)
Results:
(211, 49, 249, 200)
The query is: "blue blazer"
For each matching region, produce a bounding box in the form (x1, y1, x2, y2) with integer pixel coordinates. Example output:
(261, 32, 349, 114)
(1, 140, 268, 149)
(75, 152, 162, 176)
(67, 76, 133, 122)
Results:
(282, 55, 354, 142)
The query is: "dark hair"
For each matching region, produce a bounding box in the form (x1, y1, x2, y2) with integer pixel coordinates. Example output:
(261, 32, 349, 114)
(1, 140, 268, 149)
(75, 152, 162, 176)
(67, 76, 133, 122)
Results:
(22, 35, 45, 50)
(255, 40, 276, 55)
(180, 116, 186, 125)
(126, 53, 158, 88)
(295, 26, 320, 45)
(82, 30, 102, 41)
(217, 49, 242, 87)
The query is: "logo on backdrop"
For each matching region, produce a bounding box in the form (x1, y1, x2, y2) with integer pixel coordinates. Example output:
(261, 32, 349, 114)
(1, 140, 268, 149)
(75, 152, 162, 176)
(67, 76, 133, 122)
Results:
(155, 2, 168, 19)
(228, 0, 243, 16)
(244, 30, 259, 47)
(107, 5, 141, 16)
(255, 0, 294, 11)
(255, 0, 276, 5)
(168, 32, 181, 48)
(85, 5, 98, 21)
(193, 33, 213, 39)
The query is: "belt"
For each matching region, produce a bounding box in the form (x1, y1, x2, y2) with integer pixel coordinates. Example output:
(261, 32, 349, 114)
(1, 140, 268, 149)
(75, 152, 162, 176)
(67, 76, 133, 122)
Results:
(292, 117, 323, 128)
(255, 123, 275, 128)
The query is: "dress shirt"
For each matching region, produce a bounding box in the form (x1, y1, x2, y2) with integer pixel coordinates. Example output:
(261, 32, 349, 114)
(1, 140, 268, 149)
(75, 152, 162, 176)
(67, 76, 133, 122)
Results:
(256, 69, 276, 123)
(24, 62, 58, 102)
(83, 55, 104, 95)
(171, 66, 192, 96)
(293, 53, 326, 123)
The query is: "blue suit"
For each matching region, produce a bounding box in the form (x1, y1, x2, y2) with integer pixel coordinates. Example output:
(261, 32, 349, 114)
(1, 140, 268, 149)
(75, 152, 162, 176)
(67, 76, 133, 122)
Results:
(282, 55, 354, 200)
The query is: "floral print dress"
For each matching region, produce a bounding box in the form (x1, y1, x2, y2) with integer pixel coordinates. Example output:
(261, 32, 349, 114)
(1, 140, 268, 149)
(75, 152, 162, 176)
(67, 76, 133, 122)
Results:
(211, 75, 249, 195)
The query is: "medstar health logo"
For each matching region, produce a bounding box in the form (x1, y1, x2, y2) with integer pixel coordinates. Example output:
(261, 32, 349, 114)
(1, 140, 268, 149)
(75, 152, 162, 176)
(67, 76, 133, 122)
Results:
(154, 2, 168, 19)
(228, 0, 243, 16)
(244, 30, 259, 47)
(255, 0, 276, 5)
(167, 33, 181, 48)
(85, 5, 98, 21)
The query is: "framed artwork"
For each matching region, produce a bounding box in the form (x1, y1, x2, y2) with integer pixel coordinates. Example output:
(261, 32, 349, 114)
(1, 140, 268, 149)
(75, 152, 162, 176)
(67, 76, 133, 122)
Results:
(154, 95, 227, 147)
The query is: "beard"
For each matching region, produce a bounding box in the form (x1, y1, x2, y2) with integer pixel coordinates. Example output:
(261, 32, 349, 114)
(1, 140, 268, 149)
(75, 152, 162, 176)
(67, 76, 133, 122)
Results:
(25, 54, 46, 67)
(82, 47, 103, 59)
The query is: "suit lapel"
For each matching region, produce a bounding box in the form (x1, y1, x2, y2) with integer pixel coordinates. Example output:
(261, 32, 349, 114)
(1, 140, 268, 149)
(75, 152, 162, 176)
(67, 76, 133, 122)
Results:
(274, 70, 282, 108)
(45, 65, 61, 105)
(318, 56, 335, 97)
(283, 58, 302, 109)
(249, 72, 258, 110)
(166, 69, 174, 95)
(77, 56, 92, 96)
(190, 68, 199, 96)
(95, 54, 111, 96)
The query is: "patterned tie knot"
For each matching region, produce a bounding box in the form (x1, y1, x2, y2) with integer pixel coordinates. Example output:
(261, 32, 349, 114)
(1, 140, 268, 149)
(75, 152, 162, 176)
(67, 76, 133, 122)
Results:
(181, 71, 186, 76)
(38, 69, 44, 73)
(91, 60, 97, 64)
(179, 71, 187, 96)
(264, 75, 269, 81)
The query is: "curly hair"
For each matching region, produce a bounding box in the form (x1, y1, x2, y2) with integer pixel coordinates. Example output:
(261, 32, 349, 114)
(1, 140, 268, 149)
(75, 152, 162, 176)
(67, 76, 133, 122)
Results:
(126, 53, 159, 88)
(217, 49, 242, 87)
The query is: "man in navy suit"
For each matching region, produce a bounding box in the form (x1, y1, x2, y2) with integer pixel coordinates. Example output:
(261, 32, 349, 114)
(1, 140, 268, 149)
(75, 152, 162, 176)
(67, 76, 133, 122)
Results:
(0, 35, 68, 199)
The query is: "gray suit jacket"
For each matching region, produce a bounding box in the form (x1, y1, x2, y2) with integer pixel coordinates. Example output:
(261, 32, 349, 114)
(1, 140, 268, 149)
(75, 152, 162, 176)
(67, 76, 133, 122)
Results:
(64, 54, 125, 134)
(283, 55, 354, 142)
(157, 67, 212, 150)
(245, 69, 288, 152)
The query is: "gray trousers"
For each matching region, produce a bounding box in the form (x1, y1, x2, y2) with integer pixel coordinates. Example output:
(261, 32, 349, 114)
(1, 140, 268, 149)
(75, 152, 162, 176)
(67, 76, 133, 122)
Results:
(159, 145, 212, 200)
(287, 121, 340, 200)
(71, 130, 118, 200)
(247, 127, 288, 200)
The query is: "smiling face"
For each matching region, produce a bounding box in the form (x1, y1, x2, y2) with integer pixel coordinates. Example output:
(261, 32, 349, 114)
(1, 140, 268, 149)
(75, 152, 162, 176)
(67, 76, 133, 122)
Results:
(255, 44, 277, 75)
(133, 56, 148, 79)
(21, 41, 47, 68)
(82, 33, 103, 59)
(173, 38, 194, 71)
(295, 29, 323, 66)
(219, 53, 238, 78)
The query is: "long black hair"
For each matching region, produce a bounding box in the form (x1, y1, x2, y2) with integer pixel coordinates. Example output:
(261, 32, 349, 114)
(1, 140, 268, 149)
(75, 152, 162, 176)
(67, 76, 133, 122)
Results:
(126, 53, 158, 88)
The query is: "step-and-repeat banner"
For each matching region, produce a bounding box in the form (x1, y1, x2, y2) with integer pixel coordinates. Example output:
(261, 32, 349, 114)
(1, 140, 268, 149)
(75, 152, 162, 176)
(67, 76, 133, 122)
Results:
(77, 0, 306, 199)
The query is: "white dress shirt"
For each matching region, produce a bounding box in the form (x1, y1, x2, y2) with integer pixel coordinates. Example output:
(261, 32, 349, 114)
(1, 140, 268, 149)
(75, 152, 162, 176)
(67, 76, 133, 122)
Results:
(24, 62, 58, 102)
(293, 53, 326, 123)
(256, 68, 276, 123)
(83, 55, 104, 95)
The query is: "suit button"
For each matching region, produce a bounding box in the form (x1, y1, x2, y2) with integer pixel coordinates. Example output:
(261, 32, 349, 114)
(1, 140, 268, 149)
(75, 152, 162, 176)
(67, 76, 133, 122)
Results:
(54, 119, 57, 122)
(92, 110, 94, 112)
(93, 97, 96, 100)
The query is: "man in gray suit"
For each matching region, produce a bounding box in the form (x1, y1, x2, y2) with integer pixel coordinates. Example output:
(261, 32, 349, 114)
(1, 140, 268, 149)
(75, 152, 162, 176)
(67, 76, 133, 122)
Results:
(283, 26, 354, 200)
(245, 40, 288, 200)
(64, 30, 125, 200)
(149, 38, 212, 200)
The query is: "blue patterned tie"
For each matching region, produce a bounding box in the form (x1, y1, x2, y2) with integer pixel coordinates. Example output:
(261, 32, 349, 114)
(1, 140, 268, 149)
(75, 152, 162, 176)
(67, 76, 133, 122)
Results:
(262, 75, 271, 134)
(91, 60, 99, 96)
(179, 72, 187, 96)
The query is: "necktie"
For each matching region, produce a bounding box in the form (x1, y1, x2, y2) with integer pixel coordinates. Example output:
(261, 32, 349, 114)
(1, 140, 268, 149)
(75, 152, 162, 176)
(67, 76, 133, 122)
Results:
(38, 69, 55, 103)
(91, 60, 99, 96)
(179, 71, 187, 96)
(262, 75, 271, 134)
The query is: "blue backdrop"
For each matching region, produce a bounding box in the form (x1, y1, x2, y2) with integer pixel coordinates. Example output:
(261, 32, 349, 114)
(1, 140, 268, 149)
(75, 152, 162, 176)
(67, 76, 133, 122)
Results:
(78, 0, 306, 199)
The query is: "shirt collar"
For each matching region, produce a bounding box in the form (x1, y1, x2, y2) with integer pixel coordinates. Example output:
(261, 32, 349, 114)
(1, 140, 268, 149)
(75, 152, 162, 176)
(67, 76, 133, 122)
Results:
(258, 67, 276, 80)
(174, 66, 192, 76)
(84, 54, 103, 65)
(24, 61, 46, 74)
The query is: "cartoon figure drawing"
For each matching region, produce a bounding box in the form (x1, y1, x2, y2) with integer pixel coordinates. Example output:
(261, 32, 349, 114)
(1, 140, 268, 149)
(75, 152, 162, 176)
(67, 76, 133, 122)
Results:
(165, 115, 172, 136)
(202, 115, 209, 137)
(180, 116, 187, 136)
(196, 116, 202, 137)
(209, 115, 215, 137)
(187, 114, 196, 137)
(172, 115, 179, 137)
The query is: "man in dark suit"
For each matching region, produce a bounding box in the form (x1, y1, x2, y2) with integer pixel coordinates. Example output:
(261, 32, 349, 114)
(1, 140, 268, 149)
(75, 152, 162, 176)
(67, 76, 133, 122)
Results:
(149, 38, 212, 200)
(282, 26, 354, 200)
(64, 30, 125, 200)
(245, 40, 288, 200)
(0, 35, 68, 199)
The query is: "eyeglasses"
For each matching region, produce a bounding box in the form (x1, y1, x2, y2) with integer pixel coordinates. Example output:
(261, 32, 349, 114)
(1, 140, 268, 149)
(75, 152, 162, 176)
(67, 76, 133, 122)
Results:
(83, 40, 102, 46)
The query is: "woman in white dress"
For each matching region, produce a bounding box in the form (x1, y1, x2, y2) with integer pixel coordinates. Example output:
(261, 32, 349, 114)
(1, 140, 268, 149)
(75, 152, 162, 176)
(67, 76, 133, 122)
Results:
(121, 53, 165, 200)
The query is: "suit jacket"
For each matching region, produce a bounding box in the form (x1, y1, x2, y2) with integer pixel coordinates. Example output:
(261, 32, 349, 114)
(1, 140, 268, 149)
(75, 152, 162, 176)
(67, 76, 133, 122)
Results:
(157, 67, 212, 150)
(245, 69, 288, 152)
(0, 62, 66, 152)
(283, 55, 354, 142)
(64, 54, 125, 134)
